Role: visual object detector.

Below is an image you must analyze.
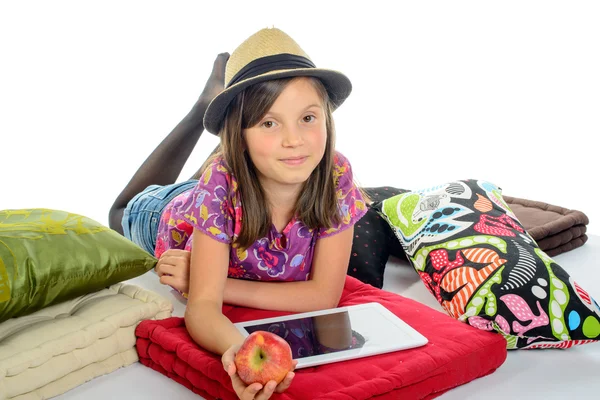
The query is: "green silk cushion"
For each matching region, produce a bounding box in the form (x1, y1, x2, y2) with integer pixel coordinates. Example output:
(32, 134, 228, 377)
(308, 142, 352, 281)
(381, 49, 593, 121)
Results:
(0, 208, 157, 322)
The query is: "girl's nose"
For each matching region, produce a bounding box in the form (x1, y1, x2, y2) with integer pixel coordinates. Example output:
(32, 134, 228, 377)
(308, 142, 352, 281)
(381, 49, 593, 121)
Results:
(282, 126, 304, 147)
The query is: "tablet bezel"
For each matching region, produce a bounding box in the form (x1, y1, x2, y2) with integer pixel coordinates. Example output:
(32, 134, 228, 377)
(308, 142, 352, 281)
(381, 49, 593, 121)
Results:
(233, 302, 428, 369)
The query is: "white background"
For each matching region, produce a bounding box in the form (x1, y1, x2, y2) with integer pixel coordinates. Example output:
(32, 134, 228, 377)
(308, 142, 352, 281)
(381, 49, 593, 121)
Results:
(1, 1, 598, 235)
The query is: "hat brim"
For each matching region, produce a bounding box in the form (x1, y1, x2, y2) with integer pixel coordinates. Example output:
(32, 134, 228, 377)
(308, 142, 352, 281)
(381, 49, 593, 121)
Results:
(203, 68, 352, 135)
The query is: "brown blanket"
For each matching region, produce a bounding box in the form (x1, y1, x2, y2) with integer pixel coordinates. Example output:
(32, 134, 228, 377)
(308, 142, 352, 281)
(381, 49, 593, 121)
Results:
(503, 195, 589, 256)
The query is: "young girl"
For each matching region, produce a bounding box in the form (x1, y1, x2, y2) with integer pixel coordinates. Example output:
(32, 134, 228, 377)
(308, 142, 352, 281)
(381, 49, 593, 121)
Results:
(110, 28, 368, 399)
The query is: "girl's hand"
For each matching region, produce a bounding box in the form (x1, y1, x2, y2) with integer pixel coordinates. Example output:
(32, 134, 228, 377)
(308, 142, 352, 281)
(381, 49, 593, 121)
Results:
(155, 249, 191, 293)
(222, 344, 298, 400)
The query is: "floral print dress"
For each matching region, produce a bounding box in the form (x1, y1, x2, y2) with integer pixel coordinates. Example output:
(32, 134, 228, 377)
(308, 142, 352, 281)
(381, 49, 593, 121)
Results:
(154, 151, 367, 282)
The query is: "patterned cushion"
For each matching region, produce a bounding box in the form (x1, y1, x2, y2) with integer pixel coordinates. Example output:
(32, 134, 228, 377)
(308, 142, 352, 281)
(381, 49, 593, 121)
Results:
(373, 180, 600, 349)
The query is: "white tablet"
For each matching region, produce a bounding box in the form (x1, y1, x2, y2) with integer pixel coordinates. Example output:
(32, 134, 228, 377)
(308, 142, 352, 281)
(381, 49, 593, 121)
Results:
(234, 302, 428, 369)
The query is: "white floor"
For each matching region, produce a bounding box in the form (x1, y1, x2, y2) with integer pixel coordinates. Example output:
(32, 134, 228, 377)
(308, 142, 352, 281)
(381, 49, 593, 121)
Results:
(57, 235, 600, 400)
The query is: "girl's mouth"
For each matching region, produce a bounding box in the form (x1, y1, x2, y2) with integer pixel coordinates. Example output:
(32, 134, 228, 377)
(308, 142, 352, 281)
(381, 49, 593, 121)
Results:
(280, 156, 308, 166)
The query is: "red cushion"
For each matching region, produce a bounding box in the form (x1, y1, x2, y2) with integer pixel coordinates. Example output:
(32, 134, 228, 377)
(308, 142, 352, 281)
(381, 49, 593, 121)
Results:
(135, 276, 507, 399)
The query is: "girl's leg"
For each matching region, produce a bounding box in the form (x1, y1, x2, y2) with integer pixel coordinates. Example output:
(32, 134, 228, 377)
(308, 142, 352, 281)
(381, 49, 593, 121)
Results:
(109, 53, 229, 234)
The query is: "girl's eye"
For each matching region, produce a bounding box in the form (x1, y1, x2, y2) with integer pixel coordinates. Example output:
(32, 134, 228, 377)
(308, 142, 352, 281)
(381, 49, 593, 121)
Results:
(303, 115, 316, 123)
(262, 121, 276, 129)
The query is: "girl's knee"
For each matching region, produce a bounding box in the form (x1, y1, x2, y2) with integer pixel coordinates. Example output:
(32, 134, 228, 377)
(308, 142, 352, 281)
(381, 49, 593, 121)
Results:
(108, 207, 125, 235)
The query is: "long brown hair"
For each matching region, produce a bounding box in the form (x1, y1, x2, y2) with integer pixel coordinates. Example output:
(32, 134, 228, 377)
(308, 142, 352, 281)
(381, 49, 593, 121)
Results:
(195, 77, 355, 249)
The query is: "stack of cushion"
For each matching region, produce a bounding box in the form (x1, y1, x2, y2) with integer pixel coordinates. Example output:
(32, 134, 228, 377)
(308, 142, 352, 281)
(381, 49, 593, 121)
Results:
(0, 283, 172, 400)
(0, 208, 169, 398)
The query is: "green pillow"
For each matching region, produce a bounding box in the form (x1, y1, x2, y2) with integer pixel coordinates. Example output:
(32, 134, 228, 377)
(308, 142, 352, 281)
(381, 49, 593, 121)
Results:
(0, 208, 157, 322)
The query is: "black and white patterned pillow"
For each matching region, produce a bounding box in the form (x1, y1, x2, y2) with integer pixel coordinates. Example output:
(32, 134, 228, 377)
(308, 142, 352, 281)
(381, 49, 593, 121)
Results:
(373, 179, 600, 349)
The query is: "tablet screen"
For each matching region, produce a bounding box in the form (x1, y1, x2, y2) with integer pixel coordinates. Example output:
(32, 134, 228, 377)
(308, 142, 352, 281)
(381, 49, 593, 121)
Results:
(237, 303, 428, 368)
(243, 310, 364, 359)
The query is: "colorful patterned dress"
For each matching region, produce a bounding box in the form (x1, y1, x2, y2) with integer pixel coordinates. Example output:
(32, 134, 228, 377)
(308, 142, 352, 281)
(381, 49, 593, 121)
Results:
(155, 151, 367, 282)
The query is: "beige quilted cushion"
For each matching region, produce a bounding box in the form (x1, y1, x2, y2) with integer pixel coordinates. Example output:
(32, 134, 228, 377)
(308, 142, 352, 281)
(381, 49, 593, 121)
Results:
(0, 283, 173, 399)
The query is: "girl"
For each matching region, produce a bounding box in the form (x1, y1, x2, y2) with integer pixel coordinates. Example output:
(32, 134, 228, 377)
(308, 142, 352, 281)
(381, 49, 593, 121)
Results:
(110, 28, 368, 400)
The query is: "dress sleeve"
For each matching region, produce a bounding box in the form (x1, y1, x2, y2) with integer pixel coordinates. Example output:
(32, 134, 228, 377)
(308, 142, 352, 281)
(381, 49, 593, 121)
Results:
(181, 159, 235, 244)
(318, 152, 368, 239)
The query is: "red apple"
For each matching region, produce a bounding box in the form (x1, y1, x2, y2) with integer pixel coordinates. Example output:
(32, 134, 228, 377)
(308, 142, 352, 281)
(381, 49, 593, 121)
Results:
(234, 331, 294, 386)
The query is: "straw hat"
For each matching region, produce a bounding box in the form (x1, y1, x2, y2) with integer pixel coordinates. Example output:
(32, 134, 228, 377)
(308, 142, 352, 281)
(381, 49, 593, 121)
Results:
(203, 27, 352, 135)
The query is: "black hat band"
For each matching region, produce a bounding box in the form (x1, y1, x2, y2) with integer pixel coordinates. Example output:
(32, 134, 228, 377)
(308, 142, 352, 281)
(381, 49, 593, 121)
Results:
(227, 53, 316, 88)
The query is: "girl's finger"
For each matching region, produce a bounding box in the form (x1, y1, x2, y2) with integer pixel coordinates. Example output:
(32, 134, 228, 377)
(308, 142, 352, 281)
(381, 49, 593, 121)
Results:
(255, 380, 277, 400)
(223, 362, 236, 377)
(161, 252, 191, 264)
(222, 355, 236, 374)
(244, 383, 264, 400)
(159, 274, 181, 289)
(162, 248, 191, 257)
(222, 345, 241, 375)
(275, 371, 295, 393)
(160, 257, 185, 267)
(229, 373, 245, 397)
(231, 374, 260, 399)
(156, 263, 177, 276)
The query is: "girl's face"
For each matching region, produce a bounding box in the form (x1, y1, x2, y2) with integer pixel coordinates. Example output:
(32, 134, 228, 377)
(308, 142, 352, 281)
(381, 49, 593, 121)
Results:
(243, 77, 327, 192)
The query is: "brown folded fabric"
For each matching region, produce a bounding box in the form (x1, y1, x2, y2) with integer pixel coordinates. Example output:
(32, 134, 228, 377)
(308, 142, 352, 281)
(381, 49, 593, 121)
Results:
(535, 225, 588, 256)
(503, 195, 590, 256)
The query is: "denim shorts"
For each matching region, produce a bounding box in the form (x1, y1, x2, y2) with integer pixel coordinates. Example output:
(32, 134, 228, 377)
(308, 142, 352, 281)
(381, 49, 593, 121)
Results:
(121, 180, 198, 255)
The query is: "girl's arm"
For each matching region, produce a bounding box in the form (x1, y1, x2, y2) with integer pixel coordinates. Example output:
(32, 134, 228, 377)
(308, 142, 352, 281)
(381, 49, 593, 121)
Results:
(223, 226, 354, 312)
(184, 228, 245, 355)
